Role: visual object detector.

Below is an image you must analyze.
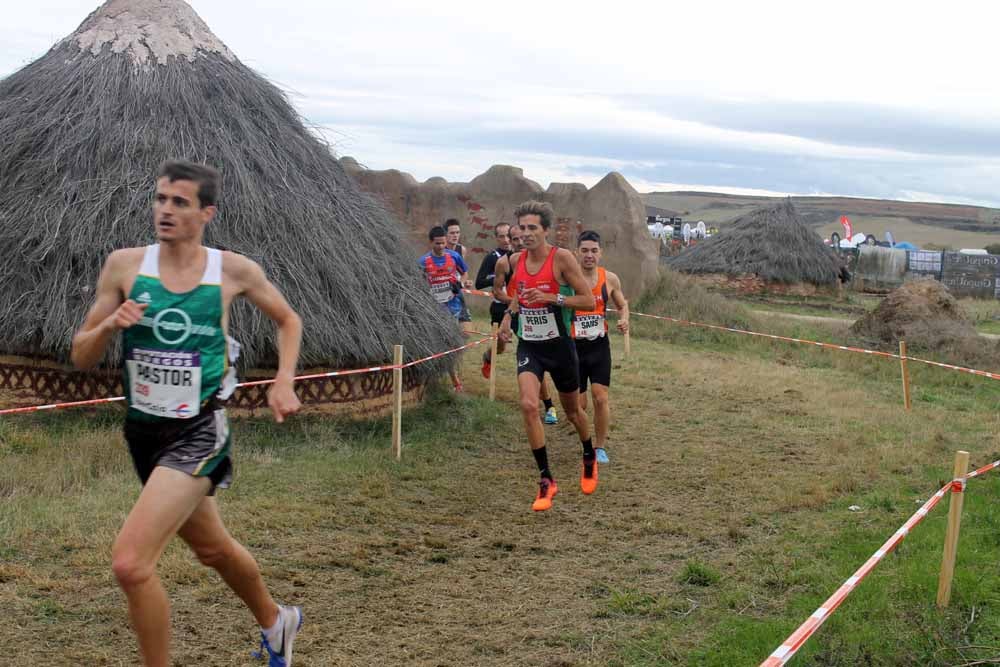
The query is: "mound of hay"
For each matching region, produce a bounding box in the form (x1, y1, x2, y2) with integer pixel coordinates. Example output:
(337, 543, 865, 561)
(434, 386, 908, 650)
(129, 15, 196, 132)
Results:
(850, 279, 981, 352)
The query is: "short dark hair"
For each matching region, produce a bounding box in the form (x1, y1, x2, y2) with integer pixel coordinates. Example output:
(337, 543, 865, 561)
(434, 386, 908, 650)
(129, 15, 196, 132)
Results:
(445, 218, 461, 230)
(514, 200, 554, 230)
(429, 226, 447, 241)
(578, 230, 601, 246)
(495, 222, 510, 236)
(157, 160, 220, 208)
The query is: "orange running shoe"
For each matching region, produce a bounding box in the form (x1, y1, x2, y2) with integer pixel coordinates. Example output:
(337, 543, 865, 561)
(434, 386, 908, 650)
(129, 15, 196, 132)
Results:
(580, 456, 598, 495)
(531, 477, 558, 511)
(481, 358, 491, 379)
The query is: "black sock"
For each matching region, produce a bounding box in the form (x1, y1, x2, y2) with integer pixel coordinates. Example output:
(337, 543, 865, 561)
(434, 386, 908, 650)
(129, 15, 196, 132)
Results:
(532, 447, 552, 480)
(582, 437, 594, 459)
(542, 398, 554, 410)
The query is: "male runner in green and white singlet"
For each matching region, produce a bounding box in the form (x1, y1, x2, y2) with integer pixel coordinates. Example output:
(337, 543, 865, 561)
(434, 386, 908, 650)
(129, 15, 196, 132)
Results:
(71, 161, 304, 667)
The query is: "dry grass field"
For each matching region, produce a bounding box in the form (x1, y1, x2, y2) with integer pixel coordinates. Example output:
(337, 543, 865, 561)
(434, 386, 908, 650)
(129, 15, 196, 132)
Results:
(3, 299, 1000, 666)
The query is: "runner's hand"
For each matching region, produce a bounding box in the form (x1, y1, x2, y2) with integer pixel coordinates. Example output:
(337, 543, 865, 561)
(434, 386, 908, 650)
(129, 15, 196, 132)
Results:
(499, 321, 513, 343)
(617, 319, 629, 334)
(110, 300, 148, 330)
(267, 380, 301, 423)
(520, 288, 549, 304)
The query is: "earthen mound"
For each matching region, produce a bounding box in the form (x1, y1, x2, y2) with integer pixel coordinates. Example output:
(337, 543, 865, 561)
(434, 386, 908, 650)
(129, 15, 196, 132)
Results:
(850, 278, 977, 349)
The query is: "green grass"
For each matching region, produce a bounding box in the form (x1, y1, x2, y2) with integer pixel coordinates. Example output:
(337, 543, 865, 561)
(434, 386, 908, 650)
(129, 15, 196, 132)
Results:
(614, 475, 1000, 666)
(3, 306, 1000, 666)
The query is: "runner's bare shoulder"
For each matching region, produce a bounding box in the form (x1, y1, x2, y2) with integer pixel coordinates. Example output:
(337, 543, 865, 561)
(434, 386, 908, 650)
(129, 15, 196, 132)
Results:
(104, 247, 145, 279)
(220, 250, 265, 289)
(553, 247, 581, 270)
(106, 247, 145, 267)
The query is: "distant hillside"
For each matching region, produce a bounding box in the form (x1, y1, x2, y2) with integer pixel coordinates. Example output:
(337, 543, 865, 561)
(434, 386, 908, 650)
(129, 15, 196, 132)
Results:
(642, 192, 1000, 249)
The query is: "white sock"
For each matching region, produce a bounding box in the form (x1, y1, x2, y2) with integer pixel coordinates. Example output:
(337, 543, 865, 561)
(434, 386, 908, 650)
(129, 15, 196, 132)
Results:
(262, 607, 284, 649)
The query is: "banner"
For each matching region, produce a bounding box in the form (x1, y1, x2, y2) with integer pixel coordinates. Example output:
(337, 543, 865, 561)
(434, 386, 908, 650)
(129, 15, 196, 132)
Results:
(840, 215, 853, 240)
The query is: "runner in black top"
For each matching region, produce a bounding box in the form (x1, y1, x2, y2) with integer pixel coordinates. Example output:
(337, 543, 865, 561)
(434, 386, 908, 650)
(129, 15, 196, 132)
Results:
(477, 222, 511, 378)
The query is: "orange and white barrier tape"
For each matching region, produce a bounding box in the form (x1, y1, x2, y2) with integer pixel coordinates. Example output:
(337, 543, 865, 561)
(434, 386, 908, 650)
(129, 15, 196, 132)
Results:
(759, 482, 950, 666)
(760, 456, 1000, 666)
(0, 335, 494, 417)
(624, 309, 1000, 381)
(466, 289, 1000, 380)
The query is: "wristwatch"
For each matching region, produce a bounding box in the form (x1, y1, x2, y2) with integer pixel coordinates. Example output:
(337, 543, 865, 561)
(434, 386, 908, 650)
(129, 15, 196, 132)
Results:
(556, 293, 566, 307)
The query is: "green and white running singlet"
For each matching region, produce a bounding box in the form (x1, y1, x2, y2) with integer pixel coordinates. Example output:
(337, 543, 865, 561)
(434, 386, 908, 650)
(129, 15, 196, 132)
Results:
(123, 245, 227, 422)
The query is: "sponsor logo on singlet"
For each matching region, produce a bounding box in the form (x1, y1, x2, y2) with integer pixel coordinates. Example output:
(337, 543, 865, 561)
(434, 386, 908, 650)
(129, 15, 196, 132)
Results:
(135, 308, 218, 345)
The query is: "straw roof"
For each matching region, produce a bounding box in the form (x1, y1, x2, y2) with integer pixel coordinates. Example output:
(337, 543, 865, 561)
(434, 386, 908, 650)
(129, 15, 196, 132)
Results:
(665, 200, 841, 285)
(0, 0, 462, 371)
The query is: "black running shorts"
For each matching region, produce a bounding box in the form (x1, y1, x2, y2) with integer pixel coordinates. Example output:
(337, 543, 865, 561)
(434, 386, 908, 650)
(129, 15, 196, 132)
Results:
(516, 338, 580, 394)
(124, 404, 233, 494)
(576, 336, 612, 392)
(490, 302, 507, 326)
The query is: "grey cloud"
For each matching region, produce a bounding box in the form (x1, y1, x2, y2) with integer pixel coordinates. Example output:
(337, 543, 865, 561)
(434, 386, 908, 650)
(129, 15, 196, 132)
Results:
(624, 94, 1000, 158)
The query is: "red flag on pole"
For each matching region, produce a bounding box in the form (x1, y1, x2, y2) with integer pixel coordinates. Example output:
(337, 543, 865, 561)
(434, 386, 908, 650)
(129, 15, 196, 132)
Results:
(840, 215, 853, 240)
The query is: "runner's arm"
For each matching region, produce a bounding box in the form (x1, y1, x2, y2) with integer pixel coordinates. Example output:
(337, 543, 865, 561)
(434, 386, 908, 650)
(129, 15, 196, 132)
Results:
(474, 252, 497, 290)
(552, 249, 596, 311)
(453, 251, 472, 287)
(608, 271, 629, 334)
(236, 257, 302, 383)
(492, 255, 513, 305)
(71, 251, 143, 370)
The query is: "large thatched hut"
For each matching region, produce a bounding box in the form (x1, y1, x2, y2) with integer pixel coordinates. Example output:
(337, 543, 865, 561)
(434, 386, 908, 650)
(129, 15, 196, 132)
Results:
(0, 0, 461, 411)
(665, 200, 842, 295)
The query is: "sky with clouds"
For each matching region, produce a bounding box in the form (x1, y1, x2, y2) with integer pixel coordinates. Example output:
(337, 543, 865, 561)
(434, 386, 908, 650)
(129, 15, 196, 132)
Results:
(3, 0, 999, 206)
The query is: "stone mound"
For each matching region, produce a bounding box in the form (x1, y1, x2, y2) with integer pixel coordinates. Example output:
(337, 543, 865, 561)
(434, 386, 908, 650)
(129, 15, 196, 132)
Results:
(850, 278, 976, 348)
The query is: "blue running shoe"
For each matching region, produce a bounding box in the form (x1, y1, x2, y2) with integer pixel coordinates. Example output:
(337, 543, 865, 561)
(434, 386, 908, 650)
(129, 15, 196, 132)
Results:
(543, 407, 558, 424)
(253, 605, 303, 667)
(595, 447, 610, 464)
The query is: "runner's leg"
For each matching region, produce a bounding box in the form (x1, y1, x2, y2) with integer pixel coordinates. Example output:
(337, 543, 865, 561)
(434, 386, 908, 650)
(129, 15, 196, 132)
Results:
(112, 467, 212, 667)
(590, 383, 610, 448)
(178, 496, 280, 628)
(557, 389, 590, 443)
(518, 371, 544, 450)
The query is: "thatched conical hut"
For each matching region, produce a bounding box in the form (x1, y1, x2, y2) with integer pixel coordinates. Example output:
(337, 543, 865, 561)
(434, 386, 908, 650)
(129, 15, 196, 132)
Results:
(0, 0, 461, 410)
(665, 200, 842, 295)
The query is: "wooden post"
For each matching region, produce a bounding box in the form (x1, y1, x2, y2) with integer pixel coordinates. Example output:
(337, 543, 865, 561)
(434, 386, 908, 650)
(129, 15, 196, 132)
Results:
(392, 344, 403, 461)
(936, 450, 970, 607)
(624, 328, 631, 360)
(488, 323, 499, 400)
(899, 340, 911, 411)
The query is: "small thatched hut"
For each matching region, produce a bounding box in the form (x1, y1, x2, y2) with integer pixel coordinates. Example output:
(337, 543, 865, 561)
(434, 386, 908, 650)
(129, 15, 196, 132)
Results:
(665, 200, 842, 295)
(0, 0, 461, 410)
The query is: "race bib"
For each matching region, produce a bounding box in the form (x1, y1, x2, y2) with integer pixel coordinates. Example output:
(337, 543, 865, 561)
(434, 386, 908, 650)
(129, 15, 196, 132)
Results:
(520, 306, 559, 341)
(127, 348, 202, 419)
(431, 281, 453, 304)
(575, 314, 606, 340)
